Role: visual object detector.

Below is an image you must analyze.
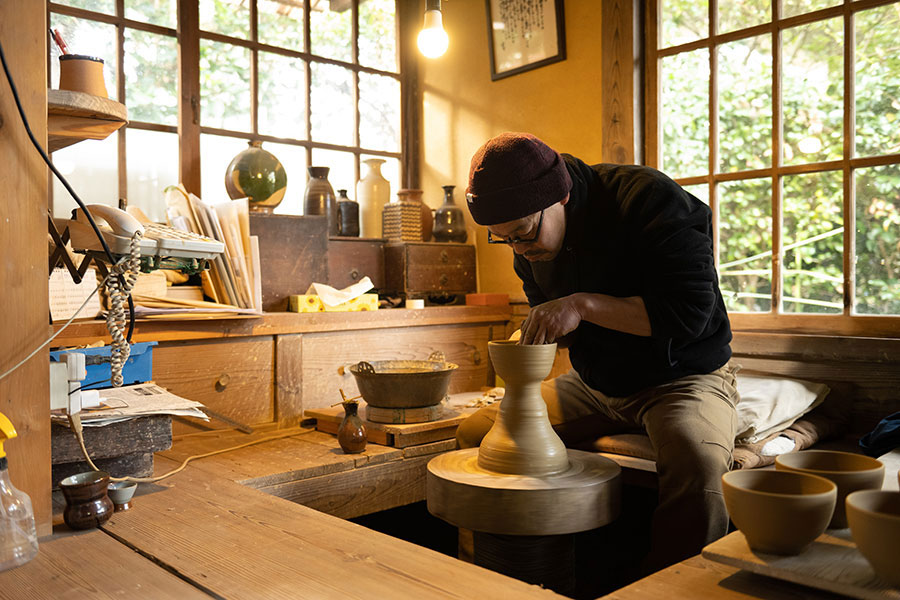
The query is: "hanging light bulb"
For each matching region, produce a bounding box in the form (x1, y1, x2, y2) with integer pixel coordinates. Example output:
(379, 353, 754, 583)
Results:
(417, 0, 448, 59)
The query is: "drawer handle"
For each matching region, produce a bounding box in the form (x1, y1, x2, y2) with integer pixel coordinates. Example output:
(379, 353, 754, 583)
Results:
(349, 269, 360, 280)
(439, 274, 449, 285)
(440, 251, 449, 263)
(215, 373, 230, 392)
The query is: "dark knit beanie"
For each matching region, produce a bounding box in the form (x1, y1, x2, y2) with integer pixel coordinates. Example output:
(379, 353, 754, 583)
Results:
(465, 132, 572, 226)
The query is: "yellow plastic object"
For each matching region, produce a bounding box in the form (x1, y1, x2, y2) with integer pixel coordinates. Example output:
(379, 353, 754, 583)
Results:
(0, 413, 17, 459)
(288, 293, 378, 313)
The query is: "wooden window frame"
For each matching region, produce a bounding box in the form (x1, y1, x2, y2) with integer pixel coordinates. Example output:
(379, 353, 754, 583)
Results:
(48, 0, 417, 204)
(643, 0, 900, 337)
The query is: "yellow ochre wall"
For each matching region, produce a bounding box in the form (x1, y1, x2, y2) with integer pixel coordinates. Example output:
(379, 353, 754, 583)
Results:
(418, 0, 605, 301)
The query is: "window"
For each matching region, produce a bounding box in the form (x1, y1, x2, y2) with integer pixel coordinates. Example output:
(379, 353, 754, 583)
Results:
(49, 0, 405, 221)
(648, 0, 900, 334)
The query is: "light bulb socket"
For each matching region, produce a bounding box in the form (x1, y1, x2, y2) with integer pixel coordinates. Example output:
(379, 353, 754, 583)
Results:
(425, 0, 441, 11)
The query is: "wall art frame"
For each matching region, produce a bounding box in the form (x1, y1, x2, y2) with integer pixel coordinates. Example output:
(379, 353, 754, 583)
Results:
(485, 0, 566, 81)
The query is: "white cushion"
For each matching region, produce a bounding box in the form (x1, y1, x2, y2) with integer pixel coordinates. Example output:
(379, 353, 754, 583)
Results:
(735, 374, 830, 443)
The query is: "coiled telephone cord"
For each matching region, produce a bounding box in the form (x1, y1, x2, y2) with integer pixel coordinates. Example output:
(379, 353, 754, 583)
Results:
(104, 230, 142, 387)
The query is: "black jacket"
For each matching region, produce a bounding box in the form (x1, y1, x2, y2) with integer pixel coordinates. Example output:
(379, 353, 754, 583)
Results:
(514, 155, 732, 396)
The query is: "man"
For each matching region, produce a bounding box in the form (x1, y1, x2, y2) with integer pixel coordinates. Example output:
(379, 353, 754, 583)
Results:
(458, 132, 739, 572)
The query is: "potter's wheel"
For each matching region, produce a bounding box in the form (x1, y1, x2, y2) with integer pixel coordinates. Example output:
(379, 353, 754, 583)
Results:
(427, 448, 621, 536)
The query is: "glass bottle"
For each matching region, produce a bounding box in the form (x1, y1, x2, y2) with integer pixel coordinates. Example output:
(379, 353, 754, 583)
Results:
(304, 166, 338, 236)
(337, 189, 360, 237)
(432, 185, 468, 243)
(338, 401, 367, 454)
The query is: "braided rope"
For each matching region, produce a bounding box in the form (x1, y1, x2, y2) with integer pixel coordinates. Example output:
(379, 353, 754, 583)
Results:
(104, 230, 142, 386)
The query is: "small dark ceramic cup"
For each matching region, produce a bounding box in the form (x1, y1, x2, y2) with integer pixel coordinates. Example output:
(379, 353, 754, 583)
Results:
(59, 471, 114, 530)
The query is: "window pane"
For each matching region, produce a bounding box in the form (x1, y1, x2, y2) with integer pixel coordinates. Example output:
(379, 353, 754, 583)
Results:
(124, 30, 178, 126)
(51, 135, 119, 219)
(659, 0, 707, 49)
(53, 0, 114, 15)
(682, 183, 709, 205)
(311, 1, 352, 62)
(200, 0, 249, 39)
(263, 143, 307, 216)
(718, 179, 772, 312)
(311, 63, 354, 146)
(360, 0, 397, 72)
(783, 0, 839, 19)
(855, 165, 900, 315)
(259, 52, 307, 140)
(855, 5, 900, 158)
(200, 40, 251, 131)
(782, 18, 843, 166)
(718, 0, 770, 35)
(718, 34, 772, 172)
(126, 129, 179, 223)
(359, 73, 400, 152)
(259, 0, 304, 52)
(200, 135, 251, 203)
(50, 15, 118, 102)
(125, 0, 176, 28)
(782, 171, 843, 314)
(661, 49, 709, 178)
(311, 149, 356, 204)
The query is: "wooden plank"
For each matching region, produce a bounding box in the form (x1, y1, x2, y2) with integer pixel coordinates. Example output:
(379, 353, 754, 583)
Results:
(178, 0, 202, 196)
(306, 404, 470, 448)
(299, 324, 495, 411)
(0, 0, 51, 536)
(601, 0, 636, 164)
(701, 530, 899, 600)
(51, 416, 172, 463)
(275, 333, 303, 426)
(732, 332, 900, 364)
(102, 458, 564, 599)
(0, 528, 210, 598)
(153, 337, 275, 434)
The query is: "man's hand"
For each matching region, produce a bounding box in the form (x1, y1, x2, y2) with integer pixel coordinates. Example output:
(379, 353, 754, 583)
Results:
(519, 295, 583, 345)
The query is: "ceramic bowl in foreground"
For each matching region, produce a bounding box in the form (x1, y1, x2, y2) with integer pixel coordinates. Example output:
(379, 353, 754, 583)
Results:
(846, 490, 900, 587)
(722, 469, 836, 555)
(107, 481, 138, 511)
(775, 450, 884, 528)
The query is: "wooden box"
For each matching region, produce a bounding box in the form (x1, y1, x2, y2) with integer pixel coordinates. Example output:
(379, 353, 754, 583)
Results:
(383, 242, 476, 300)
(250, 214, 328, 312)
(327, 237, 385, 291)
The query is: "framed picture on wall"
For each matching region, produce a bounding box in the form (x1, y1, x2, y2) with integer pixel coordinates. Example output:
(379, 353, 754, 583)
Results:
(485, 0, 566, 81)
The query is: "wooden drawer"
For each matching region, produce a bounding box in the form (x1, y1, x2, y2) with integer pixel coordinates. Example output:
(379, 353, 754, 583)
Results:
(327, 237, 385, 291)
(153, 337, 275, 434)
(383, 242, 476, 298)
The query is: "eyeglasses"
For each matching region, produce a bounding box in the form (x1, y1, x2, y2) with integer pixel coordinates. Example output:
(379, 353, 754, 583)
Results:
(487, 210, 544, 245)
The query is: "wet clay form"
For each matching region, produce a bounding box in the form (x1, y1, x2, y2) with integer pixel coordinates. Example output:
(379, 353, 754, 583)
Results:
(775, 450, 885, 528)
(846, 490, 900, 587)
(722, 469, 836, 556)
(427, 341, 621, 592)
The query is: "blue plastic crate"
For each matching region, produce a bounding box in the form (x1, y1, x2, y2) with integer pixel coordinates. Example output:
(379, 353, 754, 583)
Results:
(50, 341, 157, 389)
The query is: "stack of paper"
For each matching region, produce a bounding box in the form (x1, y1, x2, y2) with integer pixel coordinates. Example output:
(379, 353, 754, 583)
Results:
(50, 382, 209, 427)
(162, 184, 263, 311)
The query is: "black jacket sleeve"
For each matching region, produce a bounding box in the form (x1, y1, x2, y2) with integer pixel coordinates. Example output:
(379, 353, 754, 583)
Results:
(514, 255, 548, 308)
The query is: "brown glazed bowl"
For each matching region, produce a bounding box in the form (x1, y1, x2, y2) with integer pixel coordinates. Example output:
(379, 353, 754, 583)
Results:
(722, 470, 836, 555)
(775, 450, 885, 528)
(59, 471, 114, 530)
(846, 490, 900, 587)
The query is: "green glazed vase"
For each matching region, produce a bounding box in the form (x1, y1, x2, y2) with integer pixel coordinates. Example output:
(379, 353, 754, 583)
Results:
(224, 140, 287, 213)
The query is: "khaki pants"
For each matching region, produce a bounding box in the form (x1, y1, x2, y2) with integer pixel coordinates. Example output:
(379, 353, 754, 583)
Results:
(456, 364, 739, 572)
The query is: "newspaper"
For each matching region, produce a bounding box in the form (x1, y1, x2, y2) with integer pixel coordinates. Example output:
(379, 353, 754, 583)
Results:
(51, 382, 209, 427)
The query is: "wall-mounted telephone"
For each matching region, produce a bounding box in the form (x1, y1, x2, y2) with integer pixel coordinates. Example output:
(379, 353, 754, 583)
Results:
(60, 204, 224, 261)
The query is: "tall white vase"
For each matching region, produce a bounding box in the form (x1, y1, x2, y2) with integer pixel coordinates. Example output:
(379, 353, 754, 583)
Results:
(357, 158, 390, 239)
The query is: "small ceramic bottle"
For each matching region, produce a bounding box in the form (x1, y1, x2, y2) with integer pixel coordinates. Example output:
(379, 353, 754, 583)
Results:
(432, 185, 468, 243)
(338, 401, 367, 454)
(304, 166, 339, 236)
(336, 189, 360, 237)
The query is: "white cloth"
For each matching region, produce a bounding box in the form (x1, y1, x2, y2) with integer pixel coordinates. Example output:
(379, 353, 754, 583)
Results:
(735, 374, 830, 443)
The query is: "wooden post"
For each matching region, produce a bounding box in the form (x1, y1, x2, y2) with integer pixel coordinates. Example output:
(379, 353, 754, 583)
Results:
(0, 0, 52, 535)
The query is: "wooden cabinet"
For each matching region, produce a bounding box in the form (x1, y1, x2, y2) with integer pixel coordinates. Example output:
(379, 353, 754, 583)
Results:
(384, 242, 476, 300)
(327, 237, 385, 291)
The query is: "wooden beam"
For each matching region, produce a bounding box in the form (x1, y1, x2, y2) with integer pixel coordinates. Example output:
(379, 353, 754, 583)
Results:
(601, 0, 637, 164)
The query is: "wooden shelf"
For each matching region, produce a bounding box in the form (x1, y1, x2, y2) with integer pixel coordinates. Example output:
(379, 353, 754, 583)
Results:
(47, 88, 128, 152)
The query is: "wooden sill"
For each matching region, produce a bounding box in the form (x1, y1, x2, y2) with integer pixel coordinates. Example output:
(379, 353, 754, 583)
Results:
(48, 89, 128, 152)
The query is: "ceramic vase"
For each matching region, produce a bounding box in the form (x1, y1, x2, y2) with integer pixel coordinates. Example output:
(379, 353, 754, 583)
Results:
(357, 158, 390, 238)
(224, 141, 287, 213)
(397, 189, 433, 242)
(59, 471, 114, 530)
(338, 401, 367, 454)
(432, 185, 468, 243)
(336, 189, 360, 237)
(477, 341, 568, 476)
(304, 166, 338, 236)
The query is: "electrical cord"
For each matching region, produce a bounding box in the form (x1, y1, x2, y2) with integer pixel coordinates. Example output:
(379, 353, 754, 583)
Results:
(66, 412, 314, 483)
(0, 35, 136, 354)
